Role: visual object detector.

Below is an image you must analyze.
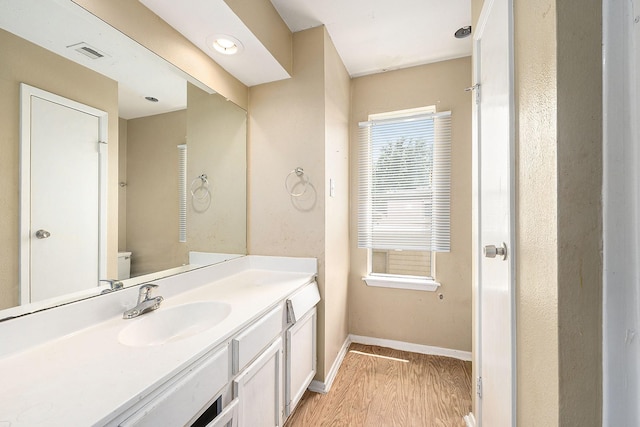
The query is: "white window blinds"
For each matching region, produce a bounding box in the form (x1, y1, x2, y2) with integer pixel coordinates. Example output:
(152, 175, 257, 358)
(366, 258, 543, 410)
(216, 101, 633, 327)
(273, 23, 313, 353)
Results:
(357, 110, 451, 252)
(178, 144, 187, 243)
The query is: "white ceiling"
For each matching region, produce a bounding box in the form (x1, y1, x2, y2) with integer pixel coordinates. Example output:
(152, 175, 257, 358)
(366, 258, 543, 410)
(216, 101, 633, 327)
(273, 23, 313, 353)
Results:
(140, 0, 291, 87)
(271, 0, 472, 77)
(141, 0, 472, 85)
(0, 0, 199, 119)
(2, 0, 472, 118)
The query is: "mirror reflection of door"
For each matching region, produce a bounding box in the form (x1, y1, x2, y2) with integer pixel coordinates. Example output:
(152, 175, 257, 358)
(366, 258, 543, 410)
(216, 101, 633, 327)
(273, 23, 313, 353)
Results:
(20, 84, 108, 304)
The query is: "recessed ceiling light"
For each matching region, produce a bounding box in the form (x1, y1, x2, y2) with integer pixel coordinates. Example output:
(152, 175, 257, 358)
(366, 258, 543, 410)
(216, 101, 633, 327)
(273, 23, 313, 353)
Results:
(455, 26, 472, 39)
(208, 34, 244, 55)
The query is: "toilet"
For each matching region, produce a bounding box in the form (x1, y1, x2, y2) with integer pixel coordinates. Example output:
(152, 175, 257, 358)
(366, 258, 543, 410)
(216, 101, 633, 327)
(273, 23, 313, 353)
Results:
(117, 252, 132, 280)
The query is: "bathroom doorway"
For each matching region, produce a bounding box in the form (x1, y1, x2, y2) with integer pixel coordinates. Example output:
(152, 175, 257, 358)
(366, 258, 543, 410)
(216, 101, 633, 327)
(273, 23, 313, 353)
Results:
(19, 84, 108, 304)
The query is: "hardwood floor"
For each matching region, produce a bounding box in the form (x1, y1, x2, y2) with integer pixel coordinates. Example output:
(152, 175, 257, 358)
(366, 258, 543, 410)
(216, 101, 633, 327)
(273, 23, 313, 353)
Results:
(284, 343, 472, 427)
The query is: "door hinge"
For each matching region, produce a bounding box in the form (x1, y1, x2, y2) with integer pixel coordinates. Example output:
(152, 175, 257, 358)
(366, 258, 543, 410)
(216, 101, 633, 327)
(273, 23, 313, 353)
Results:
(476, 376, 483, 398)
(465, 83, 481, 104)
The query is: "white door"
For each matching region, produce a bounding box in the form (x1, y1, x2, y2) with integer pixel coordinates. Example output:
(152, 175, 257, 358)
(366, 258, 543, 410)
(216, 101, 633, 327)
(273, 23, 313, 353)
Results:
(20, 84, 108, 304)
(473, 0, 516, 425)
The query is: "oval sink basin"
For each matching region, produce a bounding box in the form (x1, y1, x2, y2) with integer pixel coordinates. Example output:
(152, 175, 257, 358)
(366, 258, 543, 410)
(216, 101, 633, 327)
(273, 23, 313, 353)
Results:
(118, 301, 231, 347)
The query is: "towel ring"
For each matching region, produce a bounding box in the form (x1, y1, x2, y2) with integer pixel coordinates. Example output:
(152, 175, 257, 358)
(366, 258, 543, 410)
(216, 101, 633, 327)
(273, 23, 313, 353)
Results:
(285, 167, 309, 197)
(190, 174, 210, 201)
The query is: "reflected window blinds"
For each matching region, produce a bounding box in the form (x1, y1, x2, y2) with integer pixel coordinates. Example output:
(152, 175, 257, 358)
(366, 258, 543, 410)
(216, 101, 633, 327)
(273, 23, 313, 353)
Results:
(178, 144, 187, 243)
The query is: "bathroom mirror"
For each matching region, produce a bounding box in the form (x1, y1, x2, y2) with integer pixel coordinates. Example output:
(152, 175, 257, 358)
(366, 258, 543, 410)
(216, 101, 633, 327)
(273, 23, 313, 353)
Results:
(0, 0, 247, 320)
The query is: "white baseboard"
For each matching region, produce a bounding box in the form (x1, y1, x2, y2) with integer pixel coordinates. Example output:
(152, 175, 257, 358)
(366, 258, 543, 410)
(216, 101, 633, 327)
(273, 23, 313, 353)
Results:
(349, 335, 472, 361)
(463, 412, 476, 427)
(308, 336, 352, 394)
(308, 334, 472, 395)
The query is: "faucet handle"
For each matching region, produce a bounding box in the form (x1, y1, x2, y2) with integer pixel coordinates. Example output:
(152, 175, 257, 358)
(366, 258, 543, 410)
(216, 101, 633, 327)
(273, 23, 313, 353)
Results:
(138, 283, 159, 302)
(99, 279, 124, 293)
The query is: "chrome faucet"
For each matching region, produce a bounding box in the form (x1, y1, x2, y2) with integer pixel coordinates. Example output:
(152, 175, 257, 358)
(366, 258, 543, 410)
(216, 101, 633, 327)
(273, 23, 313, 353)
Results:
(100, 279, 124, 294)
(123, 284, 164, 319)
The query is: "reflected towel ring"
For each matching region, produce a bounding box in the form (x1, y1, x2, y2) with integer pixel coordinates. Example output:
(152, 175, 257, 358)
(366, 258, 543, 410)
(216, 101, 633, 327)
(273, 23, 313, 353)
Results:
(190, 174, 210, 201)
(285, 167, 309, 197)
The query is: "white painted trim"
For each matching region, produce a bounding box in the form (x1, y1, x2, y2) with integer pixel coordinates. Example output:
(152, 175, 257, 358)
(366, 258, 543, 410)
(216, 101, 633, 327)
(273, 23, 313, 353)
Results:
(464, 412, 477, 427)
(307, 334, 472, 395)
(602, 0, 640, 425)
(349, 335, 472, 361)
(470, 20, 483, 427)
(362, 275, 440, 292)
(308, 336, 352, 394)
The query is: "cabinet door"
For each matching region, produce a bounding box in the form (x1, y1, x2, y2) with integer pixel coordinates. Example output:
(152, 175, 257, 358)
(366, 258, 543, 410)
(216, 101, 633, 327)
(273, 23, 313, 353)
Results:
(285, 307, 316, 417)
(234, 337, 283, 427)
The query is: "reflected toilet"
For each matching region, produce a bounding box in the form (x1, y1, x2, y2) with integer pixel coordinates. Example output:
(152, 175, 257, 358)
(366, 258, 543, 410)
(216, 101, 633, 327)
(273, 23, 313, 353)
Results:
(117, 252, 132, 280)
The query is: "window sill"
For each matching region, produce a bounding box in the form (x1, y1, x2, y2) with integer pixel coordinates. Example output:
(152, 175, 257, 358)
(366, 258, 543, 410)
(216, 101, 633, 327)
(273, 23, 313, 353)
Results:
(362, 275, 440, 292)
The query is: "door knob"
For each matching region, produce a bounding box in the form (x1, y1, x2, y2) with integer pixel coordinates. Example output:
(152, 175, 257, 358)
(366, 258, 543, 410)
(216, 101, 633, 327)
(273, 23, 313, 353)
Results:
(35, 229, 51, 239)
(483, 243, 507, 260)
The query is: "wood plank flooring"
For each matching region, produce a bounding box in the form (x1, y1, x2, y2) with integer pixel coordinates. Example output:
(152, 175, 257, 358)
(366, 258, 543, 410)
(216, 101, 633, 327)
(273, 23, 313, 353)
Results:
(284, 343, 472, 427)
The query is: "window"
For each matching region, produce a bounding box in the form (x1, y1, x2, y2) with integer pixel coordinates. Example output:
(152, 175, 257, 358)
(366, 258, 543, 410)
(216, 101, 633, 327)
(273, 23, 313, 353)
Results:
(357, 107, 451, 291)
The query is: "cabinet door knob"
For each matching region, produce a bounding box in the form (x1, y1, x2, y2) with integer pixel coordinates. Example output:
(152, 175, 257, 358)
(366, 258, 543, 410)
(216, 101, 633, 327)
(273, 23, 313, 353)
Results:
(483, 243, 507, 260)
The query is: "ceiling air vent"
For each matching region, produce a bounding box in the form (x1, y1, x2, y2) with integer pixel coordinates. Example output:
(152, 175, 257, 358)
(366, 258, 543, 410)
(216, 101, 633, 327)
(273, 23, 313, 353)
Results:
(67, 42, 108, 60)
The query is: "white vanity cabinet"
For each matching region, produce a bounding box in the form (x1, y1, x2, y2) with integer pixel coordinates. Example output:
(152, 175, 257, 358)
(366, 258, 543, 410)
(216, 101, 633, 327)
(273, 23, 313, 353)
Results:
(0, 256, 321, 427)
(108, 285, 319, 427)
(283, 282, 321, 418)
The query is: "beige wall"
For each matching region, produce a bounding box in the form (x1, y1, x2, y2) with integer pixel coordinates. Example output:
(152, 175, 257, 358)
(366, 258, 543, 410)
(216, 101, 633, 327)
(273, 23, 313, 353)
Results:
(186, 84, 247, 254)
(224, 0, 293, 76)
(248, 26, 350, 380)
(72, 0, 248, 109)
(125, 111, 188, 276)
(514, 1, 560, 422)
(472, 0, 484, 34)
(555, 0, 602, 424)
(349, 57, 473, 351)
(0, 28, 119, 310)
(322, 29, 352, 376)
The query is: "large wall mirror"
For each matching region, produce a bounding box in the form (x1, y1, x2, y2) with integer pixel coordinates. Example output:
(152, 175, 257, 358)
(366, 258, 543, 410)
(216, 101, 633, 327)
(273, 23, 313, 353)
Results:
(0, 0, 247, 320)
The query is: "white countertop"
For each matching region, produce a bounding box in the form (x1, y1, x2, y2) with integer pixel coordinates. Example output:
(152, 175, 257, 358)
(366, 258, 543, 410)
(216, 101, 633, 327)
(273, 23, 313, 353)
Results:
(0, 256, 316, 426)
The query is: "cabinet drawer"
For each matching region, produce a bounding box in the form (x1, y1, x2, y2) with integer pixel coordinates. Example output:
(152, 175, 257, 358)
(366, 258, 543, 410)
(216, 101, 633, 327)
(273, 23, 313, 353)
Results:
(286, 282, 320, 324)
(232, 304, 284, 374)
(120, 345, 229, 427)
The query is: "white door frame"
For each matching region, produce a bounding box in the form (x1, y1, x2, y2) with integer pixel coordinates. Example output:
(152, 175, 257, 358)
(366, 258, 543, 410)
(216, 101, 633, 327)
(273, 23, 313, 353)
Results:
(19, 83, 108, 304)
(472, 0, 516, 424)
(602, 0, 640, 424)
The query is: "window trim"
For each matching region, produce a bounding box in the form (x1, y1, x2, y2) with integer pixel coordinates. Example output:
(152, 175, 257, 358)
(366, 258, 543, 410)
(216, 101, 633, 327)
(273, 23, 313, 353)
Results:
(368, 248, 437, 288)
(362, 273, 440, 292)
(366, 248, 438, 291)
